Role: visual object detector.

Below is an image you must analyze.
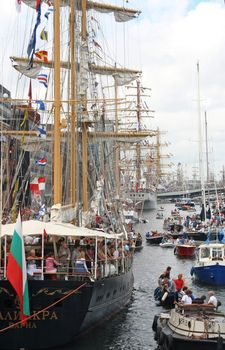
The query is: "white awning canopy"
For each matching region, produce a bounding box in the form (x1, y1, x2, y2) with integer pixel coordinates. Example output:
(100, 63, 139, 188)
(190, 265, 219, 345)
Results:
(1, 220, 124, 239)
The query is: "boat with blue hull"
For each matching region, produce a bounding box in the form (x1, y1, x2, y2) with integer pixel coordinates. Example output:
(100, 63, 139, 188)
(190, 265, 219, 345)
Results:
(191, 242, 225, 285)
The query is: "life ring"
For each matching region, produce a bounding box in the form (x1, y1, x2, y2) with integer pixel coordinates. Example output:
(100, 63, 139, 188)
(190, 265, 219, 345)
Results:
(152, 315, 159, 332)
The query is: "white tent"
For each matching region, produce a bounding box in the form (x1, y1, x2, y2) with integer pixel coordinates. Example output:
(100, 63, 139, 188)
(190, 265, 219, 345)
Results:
(1, 220, 124, 239)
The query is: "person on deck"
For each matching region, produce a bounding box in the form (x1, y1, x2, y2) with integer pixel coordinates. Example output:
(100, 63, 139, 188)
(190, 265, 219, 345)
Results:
(26, 249, 42, 278)
(45, 252, 61, 275)
(177, 286, 188, 302)
(207, 291, 218, 307)
(180, 289, 193, 305)
(58, 241, 71, 273)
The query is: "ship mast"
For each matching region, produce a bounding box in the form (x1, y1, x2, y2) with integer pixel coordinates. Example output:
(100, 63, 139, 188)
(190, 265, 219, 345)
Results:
(81, 0, 89, 212)
(53, 0, 62, 205)
(70, 0, 77, 208)
(197, 62, 206, 220)
(136, 79, 141, 187)
(115, 80, 120, 197)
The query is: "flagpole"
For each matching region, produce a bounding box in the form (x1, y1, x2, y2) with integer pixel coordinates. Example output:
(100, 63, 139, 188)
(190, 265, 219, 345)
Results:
(0, 84, 3, 271)
(197, 62, 206, 221)
(41, 231, 44, 280)
(3, 236, 6, 279)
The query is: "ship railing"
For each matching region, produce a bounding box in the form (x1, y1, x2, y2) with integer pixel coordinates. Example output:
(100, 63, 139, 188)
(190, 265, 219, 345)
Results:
(96, 255, 133, 279)
(19, 255, 133, 282)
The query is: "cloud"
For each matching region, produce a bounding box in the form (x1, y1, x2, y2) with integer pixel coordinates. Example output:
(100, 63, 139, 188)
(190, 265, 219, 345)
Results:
(122, 0, 225, 178)
(1, 0, 225, 181)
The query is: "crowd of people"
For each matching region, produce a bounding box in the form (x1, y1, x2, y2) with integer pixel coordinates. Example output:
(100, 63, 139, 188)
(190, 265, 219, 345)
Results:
(157, 266, 219, 308)
(24, 237, 135, 280)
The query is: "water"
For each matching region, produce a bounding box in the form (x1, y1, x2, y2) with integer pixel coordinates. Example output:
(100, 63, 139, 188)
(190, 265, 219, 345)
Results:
(59, 203, 224, 350)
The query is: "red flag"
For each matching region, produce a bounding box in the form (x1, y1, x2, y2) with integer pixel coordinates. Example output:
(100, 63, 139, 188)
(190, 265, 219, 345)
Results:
(29, 178, 39, 194)
(30, 177, 46, 194)
(15, 0, 22, 12)
(35, 50, 48, 63)
(43, 229, 47, 241)
(36, 0, 41, 11)
(38, 176, 46, 191)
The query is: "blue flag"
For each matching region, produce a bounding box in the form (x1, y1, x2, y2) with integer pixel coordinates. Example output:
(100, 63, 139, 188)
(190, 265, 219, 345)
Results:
(37, 127, 46, 138)
(219, 228, 225, 242)
(35, 100, 45, 111)
(204, 229, 211, 244)
(27, 2, 41, 64)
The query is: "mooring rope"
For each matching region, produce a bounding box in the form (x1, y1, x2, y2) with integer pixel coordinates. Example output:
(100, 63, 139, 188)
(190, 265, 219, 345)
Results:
(0, 282, 87, 333)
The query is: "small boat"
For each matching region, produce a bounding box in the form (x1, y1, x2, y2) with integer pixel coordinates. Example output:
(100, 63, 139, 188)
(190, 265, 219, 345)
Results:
(171, 209, 181, 217)
(156, 212, 163, 219)
(174, 244, 196, 258)
(167, 223, 183, 234)
(191, 242, 225, 285)
(157, 206, 164, 211)
(139, 217, 149, 224)
(146, 231, 164, 245)
(152, 303, 224, 350)
(159, 241, 175, 248)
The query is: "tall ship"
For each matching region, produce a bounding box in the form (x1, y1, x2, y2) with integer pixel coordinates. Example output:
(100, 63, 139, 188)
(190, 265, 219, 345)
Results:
(120, 80, 158, 210)
(0, 0, 152, 349)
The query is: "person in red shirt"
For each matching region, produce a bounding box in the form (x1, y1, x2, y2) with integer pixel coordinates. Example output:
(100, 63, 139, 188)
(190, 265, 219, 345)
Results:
(174, 273, 185, 291)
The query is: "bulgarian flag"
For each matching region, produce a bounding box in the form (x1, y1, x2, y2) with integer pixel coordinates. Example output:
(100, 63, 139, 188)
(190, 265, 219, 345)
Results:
(6, 213, 30, 323)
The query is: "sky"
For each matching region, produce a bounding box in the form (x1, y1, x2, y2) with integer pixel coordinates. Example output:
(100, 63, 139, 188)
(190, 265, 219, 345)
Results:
(1, 0, 225, 181)
(125, 0, 225, 180)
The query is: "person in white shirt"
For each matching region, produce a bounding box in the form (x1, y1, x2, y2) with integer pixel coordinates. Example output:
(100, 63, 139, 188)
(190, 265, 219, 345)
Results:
(180, 289, 193, 305)
(208, 291, 217, 307)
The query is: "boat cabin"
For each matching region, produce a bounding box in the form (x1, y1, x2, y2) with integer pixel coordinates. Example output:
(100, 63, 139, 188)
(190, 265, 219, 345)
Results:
(198, 243, 225, 262)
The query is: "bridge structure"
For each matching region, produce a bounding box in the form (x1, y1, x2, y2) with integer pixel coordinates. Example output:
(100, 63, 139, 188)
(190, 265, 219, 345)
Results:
(157, 187, 225, 200)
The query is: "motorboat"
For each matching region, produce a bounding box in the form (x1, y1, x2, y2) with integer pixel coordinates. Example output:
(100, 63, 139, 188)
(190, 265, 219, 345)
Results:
(191, 242, 225, 285)
(152, 303, 224, 350)
(174, 243, 196, 258)
(159, 240, 175, 248)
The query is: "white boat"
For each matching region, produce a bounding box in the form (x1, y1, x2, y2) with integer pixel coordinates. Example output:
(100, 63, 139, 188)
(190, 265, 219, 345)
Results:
(156, 212, 163, 219)
(157, 206, 164, 211)
(139, 217, 149, 223)
(159, 241, 175, 248)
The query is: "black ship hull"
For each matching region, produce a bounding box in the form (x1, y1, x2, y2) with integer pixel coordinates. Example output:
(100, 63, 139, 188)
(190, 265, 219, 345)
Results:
(0, 270, 134, 349)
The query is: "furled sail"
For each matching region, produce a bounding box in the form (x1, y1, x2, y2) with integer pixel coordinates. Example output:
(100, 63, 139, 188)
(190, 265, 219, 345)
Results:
(22, 1, 141, 22)
(22, 0, 68, 8)
(113, 72, 138, 86)
(79, 44, 89, 95)
(93, 8, 138, 22)
(10, 57, 41, 79)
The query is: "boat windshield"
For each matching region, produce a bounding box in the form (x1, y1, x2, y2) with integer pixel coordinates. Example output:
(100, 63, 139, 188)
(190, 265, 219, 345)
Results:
(212, 248, 223, 260)
(200, 247, 210, 259)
